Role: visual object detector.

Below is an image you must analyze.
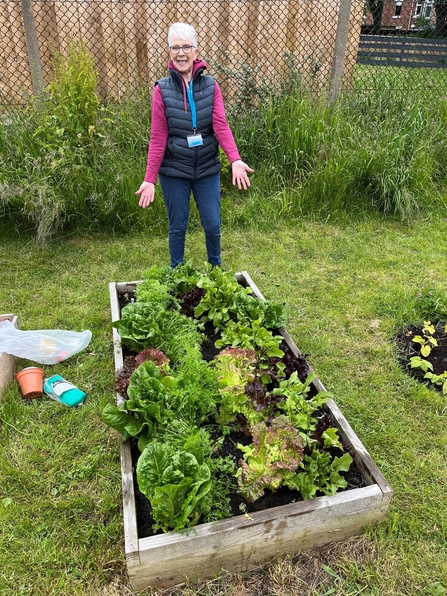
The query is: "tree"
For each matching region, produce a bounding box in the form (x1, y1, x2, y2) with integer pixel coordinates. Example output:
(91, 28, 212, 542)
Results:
(434, 0, 447, 36)
(366, 0, 384, 35)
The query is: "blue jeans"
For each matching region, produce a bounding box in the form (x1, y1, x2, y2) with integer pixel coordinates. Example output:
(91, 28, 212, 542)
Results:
(159, 173, 221, 268)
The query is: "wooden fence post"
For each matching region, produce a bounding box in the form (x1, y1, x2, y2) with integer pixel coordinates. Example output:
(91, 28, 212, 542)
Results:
(329, 0, 353, 104)
(20, 0, 45, 99)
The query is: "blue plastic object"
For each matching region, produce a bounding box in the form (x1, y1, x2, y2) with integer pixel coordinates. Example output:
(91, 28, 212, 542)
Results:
(43, 375, 86, 407)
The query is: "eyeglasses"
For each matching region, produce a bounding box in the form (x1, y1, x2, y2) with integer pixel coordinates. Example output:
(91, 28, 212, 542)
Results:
(169, 45, 195, 54)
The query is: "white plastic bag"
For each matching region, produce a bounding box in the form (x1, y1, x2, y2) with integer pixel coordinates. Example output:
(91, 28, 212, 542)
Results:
(0, 320, 92, 364)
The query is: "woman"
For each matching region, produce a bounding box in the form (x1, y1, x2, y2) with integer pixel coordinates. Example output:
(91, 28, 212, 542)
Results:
(136, 22, 253, 268)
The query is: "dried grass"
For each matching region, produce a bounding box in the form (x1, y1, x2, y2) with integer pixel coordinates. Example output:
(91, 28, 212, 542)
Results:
(125, 537, 379, 596)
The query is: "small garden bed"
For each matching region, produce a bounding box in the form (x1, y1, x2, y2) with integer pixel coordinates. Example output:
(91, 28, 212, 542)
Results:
(108, 268, 392, 592)
(395, 322, 447, 395)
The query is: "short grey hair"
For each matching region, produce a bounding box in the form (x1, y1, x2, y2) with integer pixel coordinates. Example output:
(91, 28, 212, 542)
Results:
(168, 23, 197, 47)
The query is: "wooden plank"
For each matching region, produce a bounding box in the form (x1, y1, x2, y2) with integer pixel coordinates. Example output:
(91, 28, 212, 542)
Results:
(108, 283, 140, 563)
(357, 34, 447, 69)
(0, 315, 19, 400)
(109, 282, 124, 376)
(323, 398, 393, 498)
(132, 485, 387, 590)
(120, 439, 140, 566)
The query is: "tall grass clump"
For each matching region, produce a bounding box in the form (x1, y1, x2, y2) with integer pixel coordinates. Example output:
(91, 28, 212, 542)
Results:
(2, 49, 447, 244)
(224, 73, 446, 224)
(0, 40, 164, 245)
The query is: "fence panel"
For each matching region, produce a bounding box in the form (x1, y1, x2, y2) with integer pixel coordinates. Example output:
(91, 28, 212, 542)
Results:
(1, 0, 363, 106)
(2, 0, 447, 107)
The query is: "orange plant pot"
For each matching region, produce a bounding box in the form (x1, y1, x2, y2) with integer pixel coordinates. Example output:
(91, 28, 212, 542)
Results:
(15, 367, 45, 399)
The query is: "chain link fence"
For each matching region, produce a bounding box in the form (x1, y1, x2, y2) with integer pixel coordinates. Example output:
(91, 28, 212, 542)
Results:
(1, 0, 447, 109)
(355, 0, 447, 92)
(2, 0, 359, 107)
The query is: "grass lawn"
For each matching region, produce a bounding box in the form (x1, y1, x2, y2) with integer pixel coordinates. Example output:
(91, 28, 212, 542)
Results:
(1, 216, 446, 596)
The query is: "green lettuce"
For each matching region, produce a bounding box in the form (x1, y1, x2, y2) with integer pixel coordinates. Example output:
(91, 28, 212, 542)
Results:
(136, 442, 212, 532)
(102, 361, 177, 452)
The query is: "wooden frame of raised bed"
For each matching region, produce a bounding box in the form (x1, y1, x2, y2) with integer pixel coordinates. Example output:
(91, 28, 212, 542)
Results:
(0, 314, 19, 401)
(109, 272, 393, 592)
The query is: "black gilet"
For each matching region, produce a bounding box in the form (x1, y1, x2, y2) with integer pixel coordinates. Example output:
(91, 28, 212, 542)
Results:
(157, 68, 221, 180)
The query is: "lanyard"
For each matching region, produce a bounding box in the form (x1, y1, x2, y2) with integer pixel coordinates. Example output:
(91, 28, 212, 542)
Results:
(186, 80, 197, 133)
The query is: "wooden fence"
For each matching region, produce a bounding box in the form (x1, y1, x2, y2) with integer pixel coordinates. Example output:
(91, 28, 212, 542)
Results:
(1, 0, 364, 105)
(357, 35, 447, 69)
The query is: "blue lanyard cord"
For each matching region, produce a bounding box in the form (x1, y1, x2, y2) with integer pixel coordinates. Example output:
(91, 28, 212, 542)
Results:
(186, 80, 197, 132)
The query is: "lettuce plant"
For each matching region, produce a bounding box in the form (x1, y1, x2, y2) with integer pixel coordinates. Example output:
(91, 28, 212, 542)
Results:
(194, 266, 286, 331)
(136, 442, 212, 532)
(273, 371, 330, 433)
(213, 347, 257, 424)
(113, 300, 203, 361)
(236, 415, 304, 502)
(285, 449, 353, 500)
(215, 318, 285, 368)
(102, 361, 177, 452)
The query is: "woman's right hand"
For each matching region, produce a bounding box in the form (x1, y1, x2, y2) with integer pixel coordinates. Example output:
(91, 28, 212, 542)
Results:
(136, 181, 155, 208)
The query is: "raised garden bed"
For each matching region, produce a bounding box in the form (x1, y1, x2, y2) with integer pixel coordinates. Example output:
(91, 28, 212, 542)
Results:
(0, 314, 19, 400)
(109, 272, 392, 592)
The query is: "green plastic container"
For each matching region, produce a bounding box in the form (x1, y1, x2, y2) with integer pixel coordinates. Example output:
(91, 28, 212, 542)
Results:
(43, 375, 86, 407)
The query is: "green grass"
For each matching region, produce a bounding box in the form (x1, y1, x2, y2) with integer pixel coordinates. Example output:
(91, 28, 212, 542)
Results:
(353, 62, 447, 93)
(1, 216, 447, 595)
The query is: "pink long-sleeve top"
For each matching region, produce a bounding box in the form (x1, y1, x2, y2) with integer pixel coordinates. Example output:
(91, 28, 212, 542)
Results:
(144, 60, 241, 184)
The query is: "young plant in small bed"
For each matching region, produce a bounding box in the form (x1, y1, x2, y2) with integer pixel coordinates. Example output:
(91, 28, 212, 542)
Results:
(409, 322, 447, 394)
(425, 371, 447, 395)
(411, 357, 447, 394)
(412, 320, 438, 357)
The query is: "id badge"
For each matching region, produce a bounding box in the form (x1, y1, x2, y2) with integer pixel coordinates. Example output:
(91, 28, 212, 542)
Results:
(187, 134, 203, 148)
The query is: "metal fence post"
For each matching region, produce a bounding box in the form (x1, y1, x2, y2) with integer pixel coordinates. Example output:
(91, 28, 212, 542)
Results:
(329, 0, 353, 104)
(20, 0, 45, 100)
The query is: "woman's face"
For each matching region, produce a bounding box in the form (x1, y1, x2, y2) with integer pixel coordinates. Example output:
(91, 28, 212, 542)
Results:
(169, 36, 199, 80)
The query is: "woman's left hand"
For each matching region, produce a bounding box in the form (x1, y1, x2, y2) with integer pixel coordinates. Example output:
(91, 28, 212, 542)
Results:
(232, 160, 254, 190)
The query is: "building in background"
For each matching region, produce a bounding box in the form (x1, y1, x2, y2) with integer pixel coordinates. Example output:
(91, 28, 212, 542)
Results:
(363, 0, 437, 33)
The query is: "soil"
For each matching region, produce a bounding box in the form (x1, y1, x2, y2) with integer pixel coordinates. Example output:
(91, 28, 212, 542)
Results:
(395, 323, 447, 390)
